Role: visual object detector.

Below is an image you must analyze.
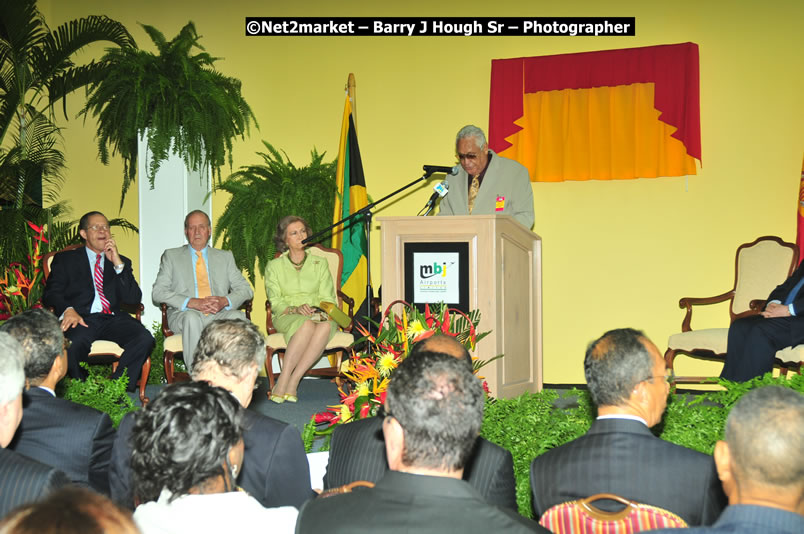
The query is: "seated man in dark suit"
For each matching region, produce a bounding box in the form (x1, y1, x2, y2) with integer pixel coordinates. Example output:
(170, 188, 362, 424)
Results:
(42, 211, 153, 390)
(323, 334, 517, 510)
(651, 385, 804, 534)
(722, 260, 804, 382)
(0, 331, 69, 518)
(530, 328, 727, 526)
(298, 349, 546, 533)
(2, 309, 115, 494)
(110, 318, 313, 509)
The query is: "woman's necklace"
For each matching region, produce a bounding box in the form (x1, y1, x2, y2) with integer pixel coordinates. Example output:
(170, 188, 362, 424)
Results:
(289, 252, 306, 269)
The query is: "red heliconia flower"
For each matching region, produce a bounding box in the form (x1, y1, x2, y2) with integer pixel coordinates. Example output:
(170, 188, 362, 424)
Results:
(440, 307, 452, 334)
(377, 391, 387, 404)
(482, 380, 491, 395)
(359, 403, 370, 418)
(411, 329, 435, 344)
(424, 303, 435, 328)
(314, 411, 340, 425)
(26, 221, 44, 234)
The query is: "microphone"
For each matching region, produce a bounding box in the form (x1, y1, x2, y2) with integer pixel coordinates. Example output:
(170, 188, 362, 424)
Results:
(423, 165, 460, 176)
(419, 180, 449, 216)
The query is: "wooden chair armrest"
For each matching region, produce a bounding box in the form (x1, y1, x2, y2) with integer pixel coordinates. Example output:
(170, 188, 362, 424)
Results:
(159, 303, 175, 337)
(240, 298, 253, 319)
(336, 291, 355, 333)
(264, 299, 278, 334)
(749, 299, 767, 312)
(678, 290, 735, 332)
(120, 302, 144, 320)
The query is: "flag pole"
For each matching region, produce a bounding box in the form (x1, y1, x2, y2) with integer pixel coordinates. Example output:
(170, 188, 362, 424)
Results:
(347, 73, 356, 128)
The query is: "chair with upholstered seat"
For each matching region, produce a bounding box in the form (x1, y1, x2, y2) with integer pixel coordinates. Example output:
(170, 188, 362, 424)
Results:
(42, 244, 151, 404)
(539, 493, 688, 533)
(665, 236, 802, 383)
(160, 300, 253, 383)
(264, 244, 355, 393)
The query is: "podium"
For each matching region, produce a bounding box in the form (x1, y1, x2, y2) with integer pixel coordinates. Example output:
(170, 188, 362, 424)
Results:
(378, 215, 542, 397)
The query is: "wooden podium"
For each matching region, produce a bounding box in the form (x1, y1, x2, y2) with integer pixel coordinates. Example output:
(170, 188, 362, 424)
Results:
(378, 215, 542, 397)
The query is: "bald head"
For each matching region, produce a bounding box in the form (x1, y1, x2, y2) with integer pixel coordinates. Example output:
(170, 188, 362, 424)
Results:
(410, 335, 472, 371)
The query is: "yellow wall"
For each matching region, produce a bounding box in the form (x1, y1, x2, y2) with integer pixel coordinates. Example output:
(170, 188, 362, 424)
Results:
(42, 0, 804, 384)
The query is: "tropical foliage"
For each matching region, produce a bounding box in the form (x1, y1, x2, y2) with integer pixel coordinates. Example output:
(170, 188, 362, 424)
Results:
(308, 301, 492, 437)
(80, 21, 256, 206)
(214, 141, 336, 284)
(0, 0, 135, 267)
(0, 221, 48, 318)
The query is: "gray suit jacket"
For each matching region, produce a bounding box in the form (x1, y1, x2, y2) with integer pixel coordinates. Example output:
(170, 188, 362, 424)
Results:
(323, 416, 517, 510)
(152, 245, 253, 315)
(529, 418, 727, 526)
(8, 388, 114, 495)
(0, 448, 69, 518)
(438, 149, 534, 229)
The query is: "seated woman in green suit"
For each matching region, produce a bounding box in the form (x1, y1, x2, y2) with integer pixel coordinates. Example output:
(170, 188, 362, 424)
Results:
(264, 215, 338, 403)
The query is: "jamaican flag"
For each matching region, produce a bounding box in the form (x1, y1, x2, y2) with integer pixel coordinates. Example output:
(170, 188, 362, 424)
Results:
(332, 95, 369, 313)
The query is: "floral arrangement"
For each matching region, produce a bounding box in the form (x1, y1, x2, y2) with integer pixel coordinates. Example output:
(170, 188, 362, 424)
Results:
(310, 301, 492, 434)
(0, 221, 49, 319)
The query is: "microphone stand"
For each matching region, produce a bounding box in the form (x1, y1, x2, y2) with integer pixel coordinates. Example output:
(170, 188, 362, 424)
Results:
(304, 170, 437, 352)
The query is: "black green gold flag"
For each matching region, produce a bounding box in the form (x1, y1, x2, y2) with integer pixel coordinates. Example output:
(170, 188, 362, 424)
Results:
(332, 95, 368, 312)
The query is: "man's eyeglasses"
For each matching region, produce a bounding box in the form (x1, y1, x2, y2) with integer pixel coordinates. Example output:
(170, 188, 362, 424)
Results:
(377, 404, 394, 419)
(643, 370, 675, 384)
(457, 153, 479, 161)
(87, 224, 110, 232)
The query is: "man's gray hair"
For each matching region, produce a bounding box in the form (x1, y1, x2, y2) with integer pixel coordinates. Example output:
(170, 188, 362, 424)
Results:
(190, 319, 264, 380)
(584, 328, 654, 407)
(725, 386, 804, 489)
(0, 309, 63, 381)
(455, 125, 487, 150)
(0, 332, 25, 404)
(184, 209, 211, 229)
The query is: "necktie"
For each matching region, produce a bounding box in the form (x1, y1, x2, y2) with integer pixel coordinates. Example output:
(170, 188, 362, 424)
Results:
(783, 275, 804, 305)
(94, 254, 111, 314)
(467, 175, 480, 213)
(196, 250, 211, 298)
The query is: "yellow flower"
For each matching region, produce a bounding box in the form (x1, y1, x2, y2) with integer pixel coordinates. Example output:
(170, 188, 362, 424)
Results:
(406, 320, 428, 338)
(376, 352, 399, 378)
(339, 403, 352, 422)
(355, 381, 371, 397)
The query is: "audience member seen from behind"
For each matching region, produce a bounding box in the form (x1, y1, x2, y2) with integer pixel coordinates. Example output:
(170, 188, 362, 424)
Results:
(109, 319, 312, 509)
(0, 487, 139, 534)
(264, 215, 339, 403)
(130, 381, 297, 534)
(2, 309, 115, 494)
(530, 328, 726, 525)
(651, 385, 804, 534)
(296, 350, 547, 533)
(0, 332, 69, 519)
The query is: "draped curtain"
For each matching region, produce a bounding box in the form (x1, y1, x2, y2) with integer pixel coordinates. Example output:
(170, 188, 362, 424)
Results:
(489, 42, 701, 182)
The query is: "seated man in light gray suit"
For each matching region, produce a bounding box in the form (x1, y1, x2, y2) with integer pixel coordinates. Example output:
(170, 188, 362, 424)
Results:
(651, 385, 804, 534)
(0, 331, 69, 518)
(530, 328, 727, 526)
(152, 210, 253, 369)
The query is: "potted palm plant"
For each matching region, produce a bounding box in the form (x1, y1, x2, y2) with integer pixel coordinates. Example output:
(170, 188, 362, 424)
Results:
(80, 21, 257, 206)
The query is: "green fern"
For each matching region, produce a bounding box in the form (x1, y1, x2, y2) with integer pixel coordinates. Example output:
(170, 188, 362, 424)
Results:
(80, 21, 257, 207)
(213, 141, 336, 284)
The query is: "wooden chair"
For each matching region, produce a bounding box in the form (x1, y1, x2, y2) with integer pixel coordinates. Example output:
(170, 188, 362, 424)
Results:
(665, 236, 802, 383)
(160, 299, 253, 383)
(264, 244, 355, 392)
(539, 493, 688, 533)
(43, 244, 151, 404)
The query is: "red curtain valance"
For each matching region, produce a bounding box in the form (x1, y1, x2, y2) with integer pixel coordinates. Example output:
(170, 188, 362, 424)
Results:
(489, 42, 700, 161)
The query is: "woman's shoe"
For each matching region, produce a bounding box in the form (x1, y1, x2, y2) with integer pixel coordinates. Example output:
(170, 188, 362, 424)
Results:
(268, 392, 285, 404)
(283, 394, 298, 403)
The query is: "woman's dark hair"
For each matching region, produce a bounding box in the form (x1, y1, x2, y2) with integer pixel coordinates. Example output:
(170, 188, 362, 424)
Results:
(130, 381, 244, 503)
(273, 215, 312, 253)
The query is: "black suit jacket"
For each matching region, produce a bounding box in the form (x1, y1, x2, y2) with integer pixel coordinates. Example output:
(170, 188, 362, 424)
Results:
(323, 416, 517, 510)
(42, 246, 142, 317)
(8, 388, 114, 494)
(0, 447, 69, 518)
(766, 260, 804, 340)
(110, 407, 314, 509)
(298, 470, 545, 533)
(529, 418, 726, 526)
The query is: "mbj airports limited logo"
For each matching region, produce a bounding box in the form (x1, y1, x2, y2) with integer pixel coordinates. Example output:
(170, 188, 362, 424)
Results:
(420, 261, 455, 279)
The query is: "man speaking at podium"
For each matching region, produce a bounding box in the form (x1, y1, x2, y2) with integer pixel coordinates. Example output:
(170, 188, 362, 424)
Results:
(437, 125, 534, 229)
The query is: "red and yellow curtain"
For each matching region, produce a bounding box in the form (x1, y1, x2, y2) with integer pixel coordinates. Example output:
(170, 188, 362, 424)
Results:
(489, 43, 701, 182)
